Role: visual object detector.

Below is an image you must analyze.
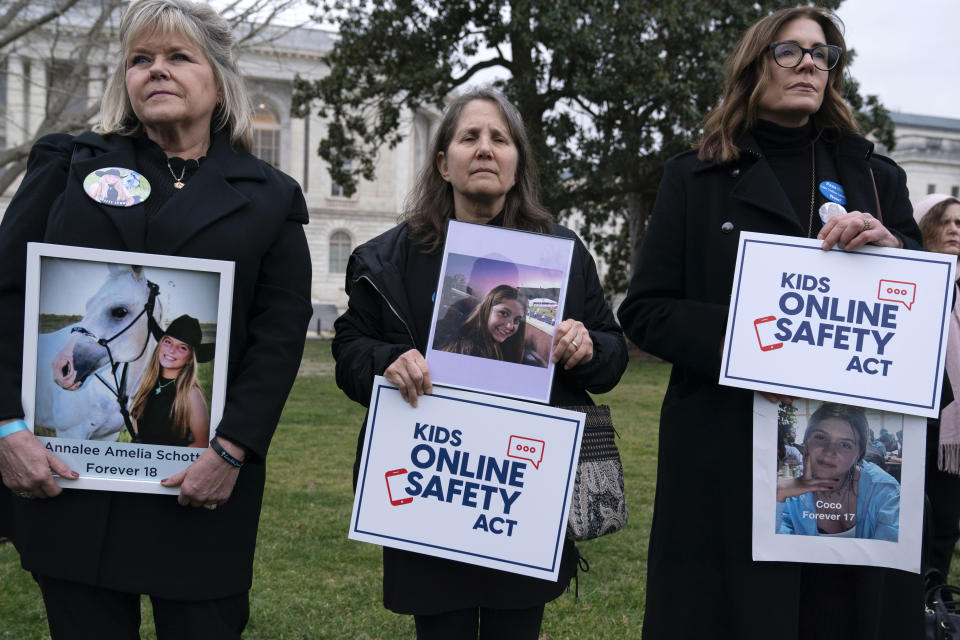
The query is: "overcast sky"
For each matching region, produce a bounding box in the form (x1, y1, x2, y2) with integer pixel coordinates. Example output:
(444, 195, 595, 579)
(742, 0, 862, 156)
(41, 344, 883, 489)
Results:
(838, 0, 958, 120)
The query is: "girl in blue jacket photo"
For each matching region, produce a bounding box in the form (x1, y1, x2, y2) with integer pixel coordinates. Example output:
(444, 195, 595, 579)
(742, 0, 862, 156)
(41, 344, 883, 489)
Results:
(776, 403, 899, 541)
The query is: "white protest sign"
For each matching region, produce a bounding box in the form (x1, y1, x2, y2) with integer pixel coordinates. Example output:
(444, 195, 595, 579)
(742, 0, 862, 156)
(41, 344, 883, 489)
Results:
(751, 394, 925, 573)
(720, 232, 955, 417)
(349, 376, 585, 580)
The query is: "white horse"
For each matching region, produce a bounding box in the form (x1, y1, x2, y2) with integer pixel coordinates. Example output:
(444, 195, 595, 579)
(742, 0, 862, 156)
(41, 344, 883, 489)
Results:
(35, 264, 161, 441)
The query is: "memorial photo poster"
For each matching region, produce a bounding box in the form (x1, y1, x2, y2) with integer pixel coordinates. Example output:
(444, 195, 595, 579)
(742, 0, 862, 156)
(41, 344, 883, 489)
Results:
(751, 394, 925, 573)
(350, 376, 586, 580)
(21, 243, 234, 494)
(426, 220, 575, 403)
(720, 232, 955, 417)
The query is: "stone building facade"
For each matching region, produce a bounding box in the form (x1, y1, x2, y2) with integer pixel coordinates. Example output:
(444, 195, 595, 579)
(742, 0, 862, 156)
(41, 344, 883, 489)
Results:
(879, 112, 960, 207)
(0, 21, 435, 329)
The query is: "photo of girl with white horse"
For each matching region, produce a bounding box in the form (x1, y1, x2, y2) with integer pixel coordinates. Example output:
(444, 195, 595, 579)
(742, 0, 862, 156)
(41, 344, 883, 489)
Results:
(34, 256, 220, 446)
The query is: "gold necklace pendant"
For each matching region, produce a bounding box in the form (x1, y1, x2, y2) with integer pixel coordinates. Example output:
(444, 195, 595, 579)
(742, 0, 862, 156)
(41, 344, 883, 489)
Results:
(167, 160, 188, 190)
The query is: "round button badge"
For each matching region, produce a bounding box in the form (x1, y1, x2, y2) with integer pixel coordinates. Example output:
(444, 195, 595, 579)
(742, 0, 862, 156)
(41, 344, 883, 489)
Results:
(83, 167, 151, 207)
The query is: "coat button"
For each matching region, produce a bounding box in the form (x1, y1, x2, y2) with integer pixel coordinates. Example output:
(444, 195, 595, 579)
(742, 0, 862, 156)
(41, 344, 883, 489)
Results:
(721, 222, 734, 233)
(730, 168, 740, 177)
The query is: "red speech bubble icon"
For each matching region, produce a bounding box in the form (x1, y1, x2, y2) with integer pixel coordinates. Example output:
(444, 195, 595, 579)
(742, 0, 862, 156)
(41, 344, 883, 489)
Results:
(877, 280, 916, 310)
(507, 435, 545, 470)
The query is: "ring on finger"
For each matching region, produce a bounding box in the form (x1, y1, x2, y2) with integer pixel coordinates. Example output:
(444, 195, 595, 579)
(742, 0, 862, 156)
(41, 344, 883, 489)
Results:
(204, 503, 218, 510)
(863, 217, 872, 231)
(571, 340, 580, 350)
(16, 490, 33, 499)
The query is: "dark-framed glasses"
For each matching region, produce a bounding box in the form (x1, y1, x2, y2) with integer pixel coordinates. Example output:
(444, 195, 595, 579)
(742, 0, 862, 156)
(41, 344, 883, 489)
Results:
(768, 41, 842, 71)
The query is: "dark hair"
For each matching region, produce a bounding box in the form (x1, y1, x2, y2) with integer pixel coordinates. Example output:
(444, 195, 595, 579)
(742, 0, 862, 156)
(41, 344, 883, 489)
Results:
(403, 87, 553, 252)
(918, 197, 960, 250)
(698, 7, 857, 163)
(804, 403, 869, 463)
(440, 285, 525, 363)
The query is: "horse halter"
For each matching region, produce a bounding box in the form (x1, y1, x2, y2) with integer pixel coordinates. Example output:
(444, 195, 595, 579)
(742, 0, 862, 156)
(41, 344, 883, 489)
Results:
(70, 280, 162, 441)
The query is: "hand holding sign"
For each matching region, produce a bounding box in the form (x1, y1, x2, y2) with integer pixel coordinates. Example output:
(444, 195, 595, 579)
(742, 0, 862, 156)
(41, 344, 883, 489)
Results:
(818, 211, 900, 251)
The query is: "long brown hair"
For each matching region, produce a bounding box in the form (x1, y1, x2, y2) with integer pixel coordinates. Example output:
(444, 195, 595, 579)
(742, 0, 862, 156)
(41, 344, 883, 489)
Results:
(130, 337, 203, 439)
(698, 7, 858, 163)
(404, 87, 552, 252)
(440, 285, 526, 363)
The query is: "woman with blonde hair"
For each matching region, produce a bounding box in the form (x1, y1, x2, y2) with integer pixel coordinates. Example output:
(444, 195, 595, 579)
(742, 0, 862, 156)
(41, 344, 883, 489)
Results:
(619, 6, 922, 639)
(0, 0, 311, 636)
(130, 315, 212, 447)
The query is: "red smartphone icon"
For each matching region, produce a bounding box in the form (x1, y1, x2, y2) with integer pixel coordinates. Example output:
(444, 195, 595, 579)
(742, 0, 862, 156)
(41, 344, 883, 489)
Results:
(754, 316, 783, 351)
(385, 468, 413, 506)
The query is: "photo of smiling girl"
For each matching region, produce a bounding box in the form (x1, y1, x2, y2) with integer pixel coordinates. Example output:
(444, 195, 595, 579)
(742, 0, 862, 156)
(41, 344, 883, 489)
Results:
(775, 402, 901, 541)
(438, 284, 526, 363)
(129, 314, 213, 447)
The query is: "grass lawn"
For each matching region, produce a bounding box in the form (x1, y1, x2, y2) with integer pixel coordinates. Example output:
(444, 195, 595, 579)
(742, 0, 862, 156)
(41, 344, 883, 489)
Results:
(4, 343, 953, 638)
(0, 343, 667, 639)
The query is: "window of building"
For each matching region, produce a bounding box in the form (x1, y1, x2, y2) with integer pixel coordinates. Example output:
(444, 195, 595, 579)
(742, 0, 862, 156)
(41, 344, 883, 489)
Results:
(329, 231, 351, 273)
(928, 184, 937, 195)
(330, 160, 352, 198)
(253, 103, 281, 168)
(46, 60, 88, 121)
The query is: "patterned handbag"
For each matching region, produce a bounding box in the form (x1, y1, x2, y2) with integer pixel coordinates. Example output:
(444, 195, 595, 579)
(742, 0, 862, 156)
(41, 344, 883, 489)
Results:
(562, 404, 628, 541)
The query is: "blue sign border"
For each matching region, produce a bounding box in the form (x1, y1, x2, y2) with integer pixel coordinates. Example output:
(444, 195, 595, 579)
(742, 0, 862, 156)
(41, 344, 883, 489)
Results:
(351, 382, 582, 575)
(724, 238, 952, 411)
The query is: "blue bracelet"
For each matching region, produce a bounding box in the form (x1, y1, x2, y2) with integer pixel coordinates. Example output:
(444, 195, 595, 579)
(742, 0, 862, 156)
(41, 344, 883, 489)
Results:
(0, 420, 29, 440)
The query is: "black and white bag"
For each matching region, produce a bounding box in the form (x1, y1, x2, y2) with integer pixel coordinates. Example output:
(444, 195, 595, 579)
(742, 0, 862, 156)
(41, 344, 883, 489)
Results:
(563, 405, 628, 541)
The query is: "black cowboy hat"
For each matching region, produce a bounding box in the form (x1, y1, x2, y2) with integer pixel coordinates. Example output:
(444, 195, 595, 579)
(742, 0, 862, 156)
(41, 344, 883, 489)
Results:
(95, 168, 123, 177)
(163, 315, 215, 363)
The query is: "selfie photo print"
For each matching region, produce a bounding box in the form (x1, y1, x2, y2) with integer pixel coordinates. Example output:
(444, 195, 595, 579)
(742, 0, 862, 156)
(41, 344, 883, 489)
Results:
(751, 394, 925, 573)
(21, 243, 234, 494)
(350, 376, 586, 580)
(720, 232, 955, 417)
(426, 220, 574, 403)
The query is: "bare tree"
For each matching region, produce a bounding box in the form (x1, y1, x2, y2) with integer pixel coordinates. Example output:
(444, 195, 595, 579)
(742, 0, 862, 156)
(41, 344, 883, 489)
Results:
(0, 0, 306, 195)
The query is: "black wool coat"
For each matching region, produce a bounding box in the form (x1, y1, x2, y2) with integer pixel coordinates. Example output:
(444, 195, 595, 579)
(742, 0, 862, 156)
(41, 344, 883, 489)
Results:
(0, 131, 312, 599)
(332, 219, 628, 614)
(618, 130, 924, 640)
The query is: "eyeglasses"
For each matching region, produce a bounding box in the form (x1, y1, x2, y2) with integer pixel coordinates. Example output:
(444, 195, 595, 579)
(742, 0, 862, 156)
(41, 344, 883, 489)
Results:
(768, 41, 842, 71)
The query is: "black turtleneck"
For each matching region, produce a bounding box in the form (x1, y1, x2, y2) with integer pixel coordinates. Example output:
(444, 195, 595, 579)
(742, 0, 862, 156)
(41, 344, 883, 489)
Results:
(131, 134, 205, 220)
(752, 119, 816, 235)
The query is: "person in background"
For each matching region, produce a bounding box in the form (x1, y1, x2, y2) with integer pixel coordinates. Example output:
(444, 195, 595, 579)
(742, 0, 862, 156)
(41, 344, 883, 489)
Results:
(915, 193, 960, 577)
(618, 7, 923, 639)
(0, 1, 311, 637)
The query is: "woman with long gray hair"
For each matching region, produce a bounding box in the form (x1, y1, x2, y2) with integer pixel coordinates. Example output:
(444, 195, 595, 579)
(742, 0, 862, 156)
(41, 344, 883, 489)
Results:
(333, 86, 627, 639)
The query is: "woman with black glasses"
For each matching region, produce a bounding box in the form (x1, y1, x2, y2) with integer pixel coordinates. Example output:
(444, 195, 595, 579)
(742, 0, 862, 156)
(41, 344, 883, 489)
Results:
(619, 7, 922, 640)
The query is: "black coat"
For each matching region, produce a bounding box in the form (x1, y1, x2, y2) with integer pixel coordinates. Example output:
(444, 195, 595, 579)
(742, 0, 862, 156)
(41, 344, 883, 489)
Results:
(618, 130, 924, 640)
(332, 219, 627, 614)
(0, 131, 312, 599)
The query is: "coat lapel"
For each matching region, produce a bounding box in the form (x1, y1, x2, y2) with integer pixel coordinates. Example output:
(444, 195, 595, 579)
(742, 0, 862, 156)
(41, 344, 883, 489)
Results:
(146, 133, 265, 254)
(727, 134, 804, 233)
(832, 134, 876, 218)
(72, 132, 148, 252)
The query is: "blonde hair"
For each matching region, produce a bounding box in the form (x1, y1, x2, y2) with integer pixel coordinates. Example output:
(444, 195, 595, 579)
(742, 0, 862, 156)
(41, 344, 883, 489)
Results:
(698, 7, 858, 163)
(94, 0, 253, 152)
(130, 339, 204, 439)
